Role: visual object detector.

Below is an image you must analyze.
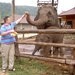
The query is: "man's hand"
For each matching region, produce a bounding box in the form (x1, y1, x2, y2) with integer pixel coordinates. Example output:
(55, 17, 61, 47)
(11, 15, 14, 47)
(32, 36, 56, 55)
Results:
(25, 11, 30, 17)
(1, 30, 15, 36)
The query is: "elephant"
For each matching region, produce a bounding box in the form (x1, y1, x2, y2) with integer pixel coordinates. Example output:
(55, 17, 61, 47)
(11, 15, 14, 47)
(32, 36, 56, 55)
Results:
(25, 4, 58, 29)
(31, 27, 64, 57)
(25, 4, 64, 57)
(32, 33, 51, 57)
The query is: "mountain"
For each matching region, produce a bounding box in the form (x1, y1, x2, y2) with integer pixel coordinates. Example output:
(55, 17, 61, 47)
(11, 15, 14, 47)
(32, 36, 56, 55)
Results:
(0, 2, 38, 20)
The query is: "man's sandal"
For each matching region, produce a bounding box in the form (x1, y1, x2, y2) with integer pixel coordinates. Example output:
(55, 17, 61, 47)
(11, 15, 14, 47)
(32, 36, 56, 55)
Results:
(2, 69, 6, 73)
(9, 68, 15, 71)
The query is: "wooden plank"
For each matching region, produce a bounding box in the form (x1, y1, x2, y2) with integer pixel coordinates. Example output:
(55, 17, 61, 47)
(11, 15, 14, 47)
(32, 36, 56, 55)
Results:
(16, 41, 75, 48)
(52, 0, 54, 6)
(15, 54, 75, 65)
(15, 54, 65, 64)
(73, 65, 75, 75)
(73, 48, 75, 74)
(11, 0, 15, 22)
(16, 29, 75, 34)
(15, 36, 20, 62)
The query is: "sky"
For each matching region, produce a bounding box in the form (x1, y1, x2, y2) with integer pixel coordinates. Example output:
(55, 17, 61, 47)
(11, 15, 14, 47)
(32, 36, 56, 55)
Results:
(0, 0, 75, 14)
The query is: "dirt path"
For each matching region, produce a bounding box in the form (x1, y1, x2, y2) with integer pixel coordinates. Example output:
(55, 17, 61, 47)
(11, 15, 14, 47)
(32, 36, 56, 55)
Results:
(0, 69, 8, 75)
(0, 72, 8, 75)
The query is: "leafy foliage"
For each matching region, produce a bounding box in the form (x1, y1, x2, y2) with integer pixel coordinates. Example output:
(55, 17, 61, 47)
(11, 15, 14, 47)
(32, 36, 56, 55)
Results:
(0, 2, 38, 20)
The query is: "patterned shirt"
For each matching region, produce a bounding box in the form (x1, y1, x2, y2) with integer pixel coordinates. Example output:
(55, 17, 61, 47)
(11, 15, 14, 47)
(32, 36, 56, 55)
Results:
(1, 22, 16, 44)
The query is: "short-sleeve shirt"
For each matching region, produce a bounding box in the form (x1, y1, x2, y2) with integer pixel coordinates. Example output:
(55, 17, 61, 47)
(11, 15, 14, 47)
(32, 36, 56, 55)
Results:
(1, 22, 16, 44)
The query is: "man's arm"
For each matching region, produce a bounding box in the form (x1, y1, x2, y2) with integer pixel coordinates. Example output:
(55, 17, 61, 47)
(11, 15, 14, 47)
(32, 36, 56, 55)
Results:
(15, 14, 25, 24)
(1, 30, 14, 36)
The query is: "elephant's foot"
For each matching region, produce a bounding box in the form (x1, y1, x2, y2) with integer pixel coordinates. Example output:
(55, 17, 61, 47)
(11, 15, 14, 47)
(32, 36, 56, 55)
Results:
(69, 73, 74, 75)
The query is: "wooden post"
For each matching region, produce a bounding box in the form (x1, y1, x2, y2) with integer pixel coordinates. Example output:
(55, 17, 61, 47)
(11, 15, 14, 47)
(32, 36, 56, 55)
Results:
(23, 33, 24, 39)
(73, 48, 75, 74)
(73, 65, 75, 75)
(15, 36, 20, 62)
(37, 0, 39, 5)
(52, 0, 54, 6)
(58, 18, 61, 28)
(12, 0, 20, 62)
(12, 0, 15, 21)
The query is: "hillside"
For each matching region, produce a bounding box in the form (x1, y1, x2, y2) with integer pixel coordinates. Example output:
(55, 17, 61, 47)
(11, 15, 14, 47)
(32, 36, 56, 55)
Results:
(0, 2, 38, 20)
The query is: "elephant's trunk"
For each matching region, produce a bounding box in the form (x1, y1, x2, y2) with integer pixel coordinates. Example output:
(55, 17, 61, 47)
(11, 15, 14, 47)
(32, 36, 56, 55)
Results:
(26, 13, 48, 26)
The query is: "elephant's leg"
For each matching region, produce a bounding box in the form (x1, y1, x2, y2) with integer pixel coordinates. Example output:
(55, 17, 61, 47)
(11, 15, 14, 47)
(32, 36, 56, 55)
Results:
(59, 47, 64, 56)
(43, 46, 51, 57)
(29, 45, 41, 61)
(53, 47, 58, 55)
(32, 45, 41, 56)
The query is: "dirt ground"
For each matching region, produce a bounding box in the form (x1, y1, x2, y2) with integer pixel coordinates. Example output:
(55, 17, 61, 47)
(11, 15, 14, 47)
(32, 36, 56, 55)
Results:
(0, 35, 75, 75)
(0, 70, 8, 75)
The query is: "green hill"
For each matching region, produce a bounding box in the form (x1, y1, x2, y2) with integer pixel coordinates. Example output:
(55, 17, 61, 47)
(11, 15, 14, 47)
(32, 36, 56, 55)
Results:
(0, 2, 38, 20)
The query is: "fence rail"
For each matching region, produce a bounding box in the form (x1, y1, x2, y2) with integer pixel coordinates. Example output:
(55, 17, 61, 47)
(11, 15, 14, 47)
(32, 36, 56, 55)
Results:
(15, 54, 75, 65)
(15, 29, 75, 74)
(16, 29, 75, 34)
(17, 41, 75, 48)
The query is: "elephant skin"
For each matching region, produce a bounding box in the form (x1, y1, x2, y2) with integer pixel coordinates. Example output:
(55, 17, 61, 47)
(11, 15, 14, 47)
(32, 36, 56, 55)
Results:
(32, 27, 64, 57)
(26, 4, 58, 29)
(25, 5, 64, 58)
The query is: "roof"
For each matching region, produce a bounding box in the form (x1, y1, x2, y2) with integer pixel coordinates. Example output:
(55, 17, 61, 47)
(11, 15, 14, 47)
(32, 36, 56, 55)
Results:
(1, 14, 35, 24)
(59, 7, 75, 16)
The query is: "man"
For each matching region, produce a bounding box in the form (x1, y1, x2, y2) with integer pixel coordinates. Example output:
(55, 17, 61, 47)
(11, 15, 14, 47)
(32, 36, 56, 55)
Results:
(1, 14, 25, 73)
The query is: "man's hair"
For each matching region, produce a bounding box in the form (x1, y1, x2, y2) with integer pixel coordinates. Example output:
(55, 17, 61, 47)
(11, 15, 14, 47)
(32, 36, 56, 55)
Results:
(4, 16, 9, 23)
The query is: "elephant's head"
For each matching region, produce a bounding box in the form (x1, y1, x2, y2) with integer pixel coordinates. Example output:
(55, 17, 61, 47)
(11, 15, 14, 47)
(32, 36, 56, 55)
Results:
(25, 4, 58, 29)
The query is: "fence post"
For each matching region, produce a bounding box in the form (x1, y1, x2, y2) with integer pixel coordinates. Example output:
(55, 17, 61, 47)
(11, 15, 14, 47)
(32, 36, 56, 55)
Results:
(72, 48, 75, 74)
(23, 33, 24, 39)
(15, 36, 20, 62)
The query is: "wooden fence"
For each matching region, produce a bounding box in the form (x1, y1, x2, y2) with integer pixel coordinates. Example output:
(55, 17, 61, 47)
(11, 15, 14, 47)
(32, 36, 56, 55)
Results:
(15, 29, 75, 74)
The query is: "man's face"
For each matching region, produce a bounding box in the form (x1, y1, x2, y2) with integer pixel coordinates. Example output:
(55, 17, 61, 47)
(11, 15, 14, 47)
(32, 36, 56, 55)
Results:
(6, 18, 11, 24)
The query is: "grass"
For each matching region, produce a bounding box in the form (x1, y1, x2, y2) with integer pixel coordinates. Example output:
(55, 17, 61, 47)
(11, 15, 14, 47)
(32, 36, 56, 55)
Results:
(0, 56, 71, 75)
(8, 58, 63, 75)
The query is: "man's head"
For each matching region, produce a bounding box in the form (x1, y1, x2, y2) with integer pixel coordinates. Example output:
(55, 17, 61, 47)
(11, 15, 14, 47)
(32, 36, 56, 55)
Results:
(4, 16, 11, 24)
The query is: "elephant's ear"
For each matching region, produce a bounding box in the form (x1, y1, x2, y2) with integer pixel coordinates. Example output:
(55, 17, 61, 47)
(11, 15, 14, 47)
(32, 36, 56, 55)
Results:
(54, 7, 57, 12)
(38, 7, 42, 12)
(34, 7, 41, 21)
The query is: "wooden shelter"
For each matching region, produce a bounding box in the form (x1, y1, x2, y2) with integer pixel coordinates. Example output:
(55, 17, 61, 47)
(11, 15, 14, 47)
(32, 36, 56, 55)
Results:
(59, 7, 75, 29)
(37, 0, 58, 8)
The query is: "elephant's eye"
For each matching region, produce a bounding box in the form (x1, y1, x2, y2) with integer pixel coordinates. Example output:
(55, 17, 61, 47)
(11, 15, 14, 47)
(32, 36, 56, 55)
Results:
(48, 11, 51, 15)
